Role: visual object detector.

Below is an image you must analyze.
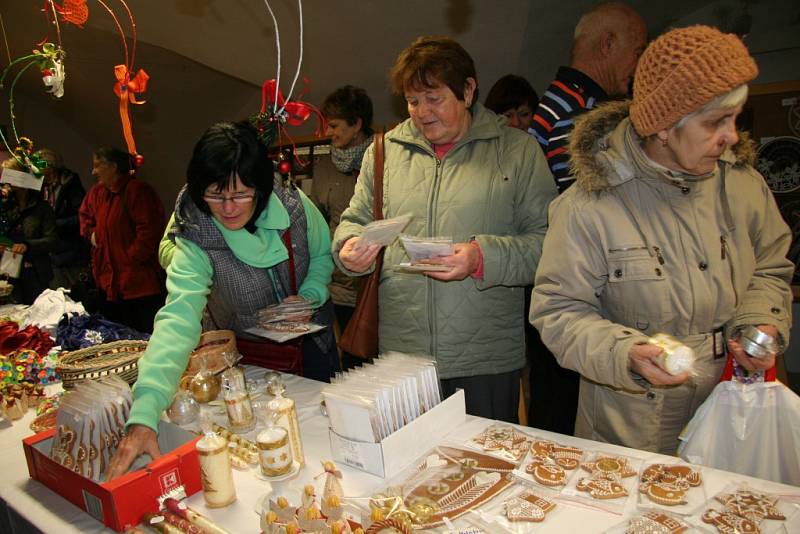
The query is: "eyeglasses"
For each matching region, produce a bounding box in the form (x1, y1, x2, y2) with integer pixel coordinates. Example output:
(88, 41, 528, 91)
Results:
(203, 193, 256, 205)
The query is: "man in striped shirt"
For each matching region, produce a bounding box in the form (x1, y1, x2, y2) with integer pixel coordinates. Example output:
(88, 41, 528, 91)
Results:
(531, 2, 647, 193)
(528, 2, 647, 437)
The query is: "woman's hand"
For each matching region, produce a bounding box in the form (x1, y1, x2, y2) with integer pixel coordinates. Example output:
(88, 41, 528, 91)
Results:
(425, 242, 480, 282)
(339, 237, 381, 273)
(628, 343, 690, 386)
(105, 424, 161, 481)
(728, 324, 779, 373)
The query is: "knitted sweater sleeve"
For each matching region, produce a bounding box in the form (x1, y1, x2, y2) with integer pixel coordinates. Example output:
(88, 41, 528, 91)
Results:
(126, 236, 212, 432)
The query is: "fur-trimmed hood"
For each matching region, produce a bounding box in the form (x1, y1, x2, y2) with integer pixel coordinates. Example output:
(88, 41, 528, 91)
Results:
(568, 100, 757, 192)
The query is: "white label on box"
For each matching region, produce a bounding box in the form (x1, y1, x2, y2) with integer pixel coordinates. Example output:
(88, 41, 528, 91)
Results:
(782, 97, 797, 107)
(337, 439, 367, 470)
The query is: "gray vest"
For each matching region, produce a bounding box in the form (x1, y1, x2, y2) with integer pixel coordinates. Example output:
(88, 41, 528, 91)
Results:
(170, 184, 311, 340)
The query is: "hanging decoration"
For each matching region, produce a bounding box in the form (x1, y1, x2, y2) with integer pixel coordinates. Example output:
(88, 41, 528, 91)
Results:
(45, 0, 90, 28)
(0, 41, 66, 175)
(249, 0, 325, 165)
(90, 0, 148, 164)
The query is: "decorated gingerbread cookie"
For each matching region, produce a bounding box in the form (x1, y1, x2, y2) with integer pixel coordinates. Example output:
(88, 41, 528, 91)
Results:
(639, 463, 701, 506)
(576, 476, 629, 500)
(646, 482, 687, 506)
(470, 425, 531, 462)
(504, 492, 555, 523)
(715, 489, 785, 524)
(625, 511, 688, 534)
(395, 447, 515, 530)
(702, 509, 760, 534)
(525, 460, 566, 487)
(582, 456, 637, 479)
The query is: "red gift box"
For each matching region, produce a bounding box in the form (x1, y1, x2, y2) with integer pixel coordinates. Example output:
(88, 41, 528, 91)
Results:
(23, 421, 202, 532)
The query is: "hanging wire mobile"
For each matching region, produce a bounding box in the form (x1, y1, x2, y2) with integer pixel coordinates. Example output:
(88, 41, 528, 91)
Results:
(249, 0, 325, 174)
(0, 0, 148, 176)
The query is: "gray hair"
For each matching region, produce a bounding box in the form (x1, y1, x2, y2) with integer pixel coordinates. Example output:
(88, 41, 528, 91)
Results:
(675, 85, 749, 129)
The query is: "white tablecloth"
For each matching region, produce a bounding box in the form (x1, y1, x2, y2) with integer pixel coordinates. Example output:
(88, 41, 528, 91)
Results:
(1, 369, 798, 533)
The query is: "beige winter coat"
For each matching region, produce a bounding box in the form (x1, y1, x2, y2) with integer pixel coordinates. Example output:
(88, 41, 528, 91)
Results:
(531, 101, 793, 454)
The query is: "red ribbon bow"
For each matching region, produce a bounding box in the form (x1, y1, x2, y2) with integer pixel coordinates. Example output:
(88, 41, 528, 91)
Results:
(261, 79, 325, 130)
(114, 65, 149, 104)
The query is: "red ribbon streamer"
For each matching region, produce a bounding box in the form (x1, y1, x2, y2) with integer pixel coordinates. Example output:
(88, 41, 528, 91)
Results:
(113, 64, 149, 155)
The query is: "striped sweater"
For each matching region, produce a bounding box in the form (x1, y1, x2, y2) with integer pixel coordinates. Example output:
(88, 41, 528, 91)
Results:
(530, 67, 607, 193)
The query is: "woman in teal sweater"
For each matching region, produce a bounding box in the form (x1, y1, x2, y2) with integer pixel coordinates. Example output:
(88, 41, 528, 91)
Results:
(107, 121, 335, 479)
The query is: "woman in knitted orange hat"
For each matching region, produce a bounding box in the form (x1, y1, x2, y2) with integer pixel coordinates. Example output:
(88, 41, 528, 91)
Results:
(531, 25, 792, 454)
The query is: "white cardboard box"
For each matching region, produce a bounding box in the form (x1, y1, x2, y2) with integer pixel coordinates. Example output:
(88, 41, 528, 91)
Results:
(328, 389, 466, 478)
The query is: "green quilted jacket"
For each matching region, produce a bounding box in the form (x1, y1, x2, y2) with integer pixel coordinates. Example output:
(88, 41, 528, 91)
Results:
(333, 103, 557, 378)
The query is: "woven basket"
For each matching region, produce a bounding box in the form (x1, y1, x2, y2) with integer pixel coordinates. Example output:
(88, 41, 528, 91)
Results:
(184, 330, 237, 377)
(57, 339, 149, 389)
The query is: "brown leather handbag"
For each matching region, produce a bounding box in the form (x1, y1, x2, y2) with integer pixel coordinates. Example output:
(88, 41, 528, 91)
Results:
(338, 130, 385, 358)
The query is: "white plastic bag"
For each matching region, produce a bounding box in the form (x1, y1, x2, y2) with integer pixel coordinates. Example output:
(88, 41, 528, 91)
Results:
(21, 288, 86, 335)
(678, 381, 800, 486)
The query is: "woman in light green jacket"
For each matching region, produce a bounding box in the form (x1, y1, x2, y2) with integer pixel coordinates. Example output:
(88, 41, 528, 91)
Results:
(532, 26, 793, 453)
(334, 37, 557, 422)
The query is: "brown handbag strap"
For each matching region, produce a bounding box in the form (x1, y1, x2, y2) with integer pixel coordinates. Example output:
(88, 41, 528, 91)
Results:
(373, 129, 385, 221)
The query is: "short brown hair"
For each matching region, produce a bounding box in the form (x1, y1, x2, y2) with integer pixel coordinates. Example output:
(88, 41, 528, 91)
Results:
(321, 85, 374, 136)
(390, 36, 478, 101)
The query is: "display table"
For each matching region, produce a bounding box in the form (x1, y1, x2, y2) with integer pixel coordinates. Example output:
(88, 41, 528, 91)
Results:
(1, 369, 798, 533)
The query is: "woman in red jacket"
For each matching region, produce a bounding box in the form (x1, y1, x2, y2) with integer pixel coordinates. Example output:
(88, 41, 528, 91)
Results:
(79, 148, 165, 333)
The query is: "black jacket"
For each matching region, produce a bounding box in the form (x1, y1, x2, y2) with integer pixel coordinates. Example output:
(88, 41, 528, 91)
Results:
(51, 170, 88, 267)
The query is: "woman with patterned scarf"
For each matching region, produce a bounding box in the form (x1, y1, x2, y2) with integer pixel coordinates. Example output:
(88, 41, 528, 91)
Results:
(311, 85, 374, 368)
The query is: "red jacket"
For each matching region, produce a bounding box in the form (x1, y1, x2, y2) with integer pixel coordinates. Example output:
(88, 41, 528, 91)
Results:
(79, 176, 165, 300)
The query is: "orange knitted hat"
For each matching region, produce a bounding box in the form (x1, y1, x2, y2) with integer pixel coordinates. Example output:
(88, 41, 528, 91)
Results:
(630, 25, 758, 136)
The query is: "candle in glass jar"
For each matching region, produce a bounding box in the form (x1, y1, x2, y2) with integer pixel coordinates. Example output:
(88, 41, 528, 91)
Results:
(221, 366, 255, 433)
